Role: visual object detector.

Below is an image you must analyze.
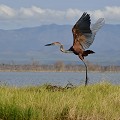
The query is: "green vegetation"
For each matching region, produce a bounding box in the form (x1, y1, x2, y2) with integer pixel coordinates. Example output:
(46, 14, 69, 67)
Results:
(0, 83, 120, 120)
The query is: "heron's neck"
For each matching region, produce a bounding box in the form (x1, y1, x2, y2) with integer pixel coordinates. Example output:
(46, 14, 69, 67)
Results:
(60, 44, 73, 53)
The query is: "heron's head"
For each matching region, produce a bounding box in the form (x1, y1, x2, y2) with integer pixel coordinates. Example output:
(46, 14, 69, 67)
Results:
(45, 42, 61, 46)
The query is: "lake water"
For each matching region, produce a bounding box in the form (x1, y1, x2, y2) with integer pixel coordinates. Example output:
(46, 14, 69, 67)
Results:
(0, 72, 120, 87)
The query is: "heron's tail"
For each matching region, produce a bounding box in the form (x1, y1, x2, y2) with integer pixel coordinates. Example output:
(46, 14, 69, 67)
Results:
(83, 50, 95, 57)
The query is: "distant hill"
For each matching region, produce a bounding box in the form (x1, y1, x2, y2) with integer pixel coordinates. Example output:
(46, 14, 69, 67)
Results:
(0, 24, 120, 65)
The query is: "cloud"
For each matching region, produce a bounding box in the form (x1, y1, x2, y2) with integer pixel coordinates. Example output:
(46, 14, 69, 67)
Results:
(91, 6, 120, 24)
(0, 5, 120, 29)
(0, 4, 15, 19)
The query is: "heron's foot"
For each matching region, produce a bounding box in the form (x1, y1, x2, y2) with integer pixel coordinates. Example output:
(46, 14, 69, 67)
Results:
(85, 77, 89, 86)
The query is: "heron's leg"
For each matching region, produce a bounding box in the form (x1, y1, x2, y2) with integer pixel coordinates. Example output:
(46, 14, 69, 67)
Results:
(82, 60, 88, 86)
(79, 54, 88, 86)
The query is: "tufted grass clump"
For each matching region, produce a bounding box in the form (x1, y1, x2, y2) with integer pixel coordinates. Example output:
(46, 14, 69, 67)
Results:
(0, 83, 120, 120)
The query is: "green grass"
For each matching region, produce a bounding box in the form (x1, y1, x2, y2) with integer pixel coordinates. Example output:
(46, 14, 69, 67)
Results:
(0, 83, 120, 120)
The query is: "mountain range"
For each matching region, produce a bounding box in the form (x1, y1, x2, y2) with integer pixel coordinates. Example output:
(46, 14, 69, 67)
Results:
(0, 24, 120, 65)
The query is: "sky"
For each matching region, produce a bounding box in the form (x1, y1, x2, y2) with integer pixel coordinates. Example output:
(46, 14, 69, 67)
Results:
(0, 0, 120, 29)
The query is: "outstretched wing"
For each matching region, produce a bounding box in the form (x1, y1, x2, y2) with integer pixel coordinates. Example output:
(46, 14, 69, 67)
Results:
(72, 12, 104, 50)
(91, 18, 105, 38)
(72, 12, 92, 50)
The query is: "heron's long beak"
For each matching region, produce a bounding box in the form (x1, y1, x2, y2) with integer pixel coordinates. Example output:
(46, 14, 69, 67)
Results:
(45, 43, 54, 46)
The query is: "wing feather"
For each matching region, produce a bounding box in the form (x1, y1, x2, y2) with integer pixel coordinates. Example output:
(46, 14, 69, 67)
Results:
(72, 12, 105, 50)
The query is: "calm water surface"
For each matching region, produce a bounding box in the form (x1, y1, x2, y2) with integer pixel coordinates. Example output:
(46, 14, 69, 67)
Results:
(0, 72, 120, 87)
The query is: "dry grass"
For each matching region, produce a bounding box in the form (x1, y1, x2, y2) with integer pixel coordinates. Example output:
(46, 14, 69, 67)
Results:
(0, 83, 120, 120)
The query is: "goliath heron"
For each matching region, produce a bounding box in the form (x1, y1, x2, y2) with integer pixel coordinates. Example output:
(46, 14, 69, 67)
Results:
(45, 12, 105, 86)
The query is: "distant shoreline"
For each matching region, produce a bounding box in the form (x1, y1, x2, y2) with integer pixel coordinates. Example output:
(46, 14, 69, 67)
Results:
(0, 62, 120, 72)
